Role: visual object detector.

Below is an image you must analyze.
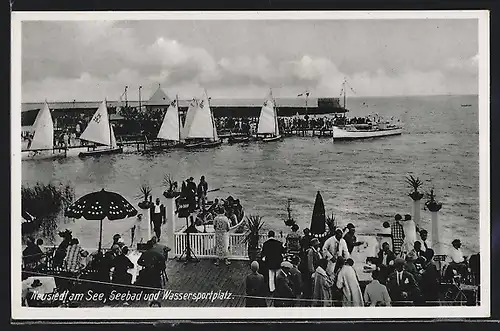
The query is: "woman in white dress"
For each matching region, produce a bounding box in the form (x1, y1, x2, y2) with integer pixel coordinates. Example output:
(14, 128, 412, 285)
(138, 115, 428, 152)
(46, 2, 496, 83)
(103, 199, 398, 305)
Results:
(131, 213, 146, 247)
(401, 214, 417, 255)
(336, 258, 364, 307)
(214, 207, 231, 266)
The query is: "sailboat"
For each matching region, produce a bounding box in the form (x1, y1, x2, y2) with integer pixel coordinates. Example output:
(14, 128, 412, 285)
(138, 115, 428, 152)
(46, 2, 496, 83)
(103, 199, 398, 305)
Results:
(257, 92, 281, 142)
(21, 102, 67, 161)
(78, 101, 123, 157)
(183, 95, 222, 149)
(155, 97, 184, 149)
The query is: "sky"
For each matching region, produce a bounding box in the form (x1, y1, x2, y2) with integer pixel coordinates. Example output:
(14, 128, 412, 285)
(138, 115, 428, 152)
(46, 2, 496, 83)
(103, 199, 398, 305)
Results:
(21, 18, 479, 102)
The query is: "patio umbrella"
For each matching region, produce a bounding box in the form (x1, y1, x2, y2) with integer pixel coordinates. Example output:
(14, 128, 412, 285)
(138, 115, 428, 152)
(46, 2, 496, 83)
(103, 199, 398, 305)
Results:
(64, 188, 138, 252)
(310, 191, 326, 236)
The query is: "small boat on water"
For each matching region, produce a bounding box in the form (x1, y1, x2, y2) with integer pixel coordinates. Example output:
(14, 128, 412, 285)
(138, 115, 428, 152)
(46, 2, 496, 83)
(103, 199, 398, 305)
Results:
(78, 101, 123, 157)
(183, 94, 222, 149)
(461, 104, 472, 107)
(21, 102, 67, 161)
(333, 121, 403, 140)
(257, 91, 282, 142)
(155, 96, 184, 150)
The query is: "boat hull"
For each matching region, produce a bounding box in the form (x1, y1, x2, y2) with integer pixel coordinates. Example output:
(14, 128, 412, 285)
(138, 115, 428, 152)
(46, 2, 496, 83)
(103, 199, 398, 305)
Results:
(201, 140, 223, 148)
(78, 146, 123, 157)
(21, 149, 67, 161)
(262, 135, 282, 142)
(333, 127, 402, 140)
(228, 136, 250, 144)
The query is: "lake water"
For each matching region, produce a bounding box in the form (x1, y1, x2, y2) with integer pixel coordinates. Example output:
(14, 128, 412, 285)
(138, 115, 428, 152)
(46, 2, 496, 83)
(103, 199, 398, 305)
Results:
(21, 95, 480, 255)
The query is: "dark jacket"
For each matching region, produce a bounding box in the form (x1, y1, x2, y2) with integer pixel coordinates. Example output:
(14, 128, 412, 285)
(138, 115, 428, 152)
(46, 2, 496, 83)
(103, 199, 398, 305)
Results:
(261, 238, 284, 270)
(377, 249, 396, 267)
(150, 204, 166, 224)
(307, 247, 322, 274)
(386, 270, 420, 302)
(197, 181, 208, 196)
(245, 272, 267, 307)
(421, 262, 440, 301)
(274, 269, 295, 307)
(289, 266, 303, 297)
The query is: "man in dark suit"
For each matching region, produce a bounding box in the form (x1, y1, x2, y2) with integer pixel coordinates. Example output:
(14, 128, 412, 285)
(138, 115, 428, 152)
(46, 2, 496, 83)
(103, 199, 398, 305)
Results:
(261, 230, 285, 294)
(150, 198, 166, 240)
(186, 177, 197, 211)
(376, 242, 396, 283)
(274, 261, 295, 307)
(386, 258, 420, 306)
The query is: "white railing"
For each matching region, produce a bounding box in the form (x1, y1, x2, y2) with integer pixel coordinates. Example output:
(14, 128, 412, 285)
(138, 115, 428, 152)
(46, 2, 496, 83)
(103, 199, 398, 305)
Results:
(173, 232, 284, 260)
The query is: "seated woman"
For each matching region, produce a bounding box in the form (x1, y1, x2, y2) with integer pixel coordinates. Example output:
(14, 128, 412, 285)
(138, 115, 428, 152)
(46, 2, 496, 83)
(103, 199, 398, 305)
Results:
(227, 209, 238, 227)
(112, 246, 134, 285)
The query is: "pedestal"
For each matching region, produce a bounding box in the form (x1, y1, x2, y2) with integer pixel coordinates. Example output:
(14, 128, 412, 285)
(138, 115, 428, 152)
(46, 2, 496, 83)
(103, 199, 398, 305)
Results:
(141, 208, 152, 242)
(412, 199, 421, 230)
(165, 197, 177, 257)
(431, 211, 440, 254)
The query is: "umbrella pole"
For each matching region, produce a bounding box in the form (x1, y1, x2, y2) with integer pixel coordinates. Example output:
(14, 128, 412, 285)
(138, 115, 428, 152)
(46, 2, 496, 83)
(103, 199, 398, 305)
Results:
(98, 217, 104, 253)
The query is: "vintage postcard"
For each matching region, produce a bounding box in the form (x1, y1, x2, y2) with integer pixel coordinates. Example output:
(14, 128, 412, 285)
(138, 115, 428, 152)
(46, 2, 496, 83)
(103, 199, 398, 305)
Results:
(11, 10, 490, 320)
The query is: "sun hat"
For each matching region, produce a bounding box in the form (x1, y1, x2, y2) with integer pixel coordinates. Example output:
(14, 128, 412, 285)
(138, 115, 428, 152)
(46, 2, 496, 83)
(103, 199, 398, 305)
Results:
(280, 261, 293, 269)
(310, 238, 320, 246)
(31, 279, 43, 288)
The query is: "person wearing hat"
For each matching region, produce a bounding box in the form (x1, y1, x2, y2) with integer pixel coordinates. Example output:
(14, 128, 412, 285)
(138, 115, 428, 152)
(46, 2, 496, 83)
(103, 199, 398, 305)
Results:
(274, 261, 295, 307)
(303, 237, 322, 303)
(343, 223, 364, 255)
(197, 175, 209, 210)
(390, 214, 405, 256)
(405, 251, 421, 284)
(186, 177, 197, 211)
(245, 261, 267, 307)
(446, 239, 467, 277)
(322, 229, 350, 278)
(289, 256, 303, 301)
(25, 279, 44, 307)
(386, 257, 420, 305)
(110, 234, 122, 250)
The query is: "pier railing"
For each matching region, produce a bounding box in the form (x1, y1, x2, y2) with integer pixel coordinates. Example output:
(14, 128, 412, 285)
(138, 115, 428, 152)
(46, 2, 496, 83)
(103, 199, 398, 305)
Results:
(173, 232, 280, 260)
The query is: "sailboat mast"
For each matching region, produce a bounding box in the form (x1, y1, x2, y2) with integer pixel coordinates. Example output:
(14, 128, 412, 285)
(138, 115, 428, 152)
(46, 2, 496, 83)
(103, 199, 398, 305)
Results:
(177, 94, 181, 142)
(106, 99, 112, 147)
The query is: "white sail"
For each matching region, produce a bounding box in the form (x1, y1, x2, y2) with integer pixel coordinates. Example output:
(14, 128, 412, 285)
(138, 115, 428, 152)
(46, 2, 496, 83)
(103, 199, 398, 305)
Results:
(30, 102, 54, 150)
(79, 101, 111, 146)
(157, 101, 180, 141)
(186, 97, 215, 139)
(274, 107, 280, 136)
(181, 101, 197, 140)
(257, 99, 276, 135)
(110, 125, 117, 148)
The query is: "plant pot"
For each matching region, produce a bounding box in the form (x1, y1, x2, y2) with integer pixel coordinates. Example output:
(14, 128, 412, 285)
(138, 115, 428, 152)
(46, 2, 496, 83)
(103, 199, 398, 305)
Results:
(138, 201, 153, 209)
(248, 247, 261, 262)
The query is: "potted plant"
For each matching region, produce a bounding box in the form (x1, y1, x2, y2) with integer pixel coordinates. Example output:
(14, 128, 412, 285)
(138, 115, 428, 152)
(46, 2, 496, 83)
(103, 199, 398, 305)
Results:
(163, 174, 180, 199)
(425, 188, 443, 213)
(243, 215, 265, 262)
(406, 175, 425, 228)
(406, 175, 424, 201)
(325, 213, 337, 238)
(137, 184, 154, 209)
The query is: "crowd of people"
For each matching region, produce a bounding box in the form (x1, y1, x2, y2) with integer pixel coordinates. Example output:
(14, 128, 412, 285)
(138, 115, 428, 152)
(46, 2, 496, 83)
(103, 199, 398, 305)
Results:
(244, 214, 479, 307)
